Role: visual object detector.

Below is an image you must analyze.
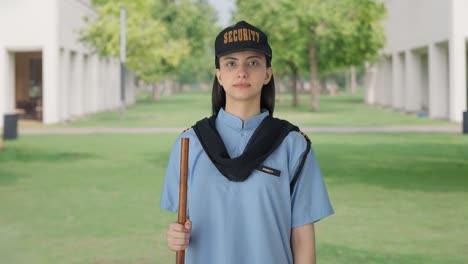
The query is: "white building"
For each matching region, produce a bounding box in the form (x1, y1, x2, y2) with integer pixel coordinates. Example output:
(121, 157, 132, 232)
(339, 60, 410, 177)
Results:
(0, 0, 135, 127)
(366, 0, 468, 123)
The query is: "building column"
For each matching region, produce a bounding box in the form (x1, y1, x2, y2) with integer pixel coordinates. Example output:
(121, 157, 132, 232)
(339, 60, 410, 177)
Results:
(104, 59, 109, 110)
(383, 57, 393, 107)
(100, 58, 107, 110)
(59, 48, 70, 122)
(449, 0, 468, 122)
(102, 58, 109, 110)
(100, 58, 107, 111)
(108, 59, 115, 110)
(420, 51, 429, 113)
(89, 54, 99, 113)
(75, 53, 84, 116)
(0, 48, 5, 127)
(0, 49, 15, 128)
(43, 45, 60, 124)
(82, 55, 90, 114)
(69, 52, 77, 117)
(392, 52, 405, 110)
(429, 43, 449, 119)
(109, 59, 114, 108)
(96, 57, 103, 111)
(364, 62, 377, 105)
(112, 58, 119, 108)
(112, 59, 118, 109)
(375, 59, 385, 105)
(405, 50, 421, 112)
(448, 37, 467, 122)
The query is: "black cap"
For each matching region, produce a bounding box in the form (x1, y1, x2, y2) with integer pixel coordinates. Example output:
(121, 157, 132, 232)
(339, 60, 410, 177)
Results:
(215, 21, 272, 59)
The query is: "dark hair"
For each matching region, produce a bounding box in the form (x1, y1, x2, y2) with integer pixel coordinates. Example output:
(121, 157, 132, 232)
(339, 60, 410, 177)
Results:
(212, 56, 275, 116)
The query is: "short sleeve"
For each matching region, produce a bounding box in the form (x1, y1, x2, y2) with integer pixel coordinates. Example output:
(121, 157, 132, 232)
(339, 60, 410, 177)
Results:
(160, 137, 181, 213)
(290, 146, 334, 228)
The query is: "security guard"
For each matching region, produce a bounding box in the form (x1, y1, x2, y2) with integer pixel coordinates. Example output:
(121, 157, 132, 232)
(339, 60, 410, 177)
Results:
(161, 21, 333, 264)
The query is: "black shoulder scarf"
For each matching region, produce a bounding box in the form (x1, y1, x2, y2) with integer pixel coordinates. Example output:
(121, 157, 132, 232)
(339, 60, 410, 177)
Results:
(192, 114, 309, 184)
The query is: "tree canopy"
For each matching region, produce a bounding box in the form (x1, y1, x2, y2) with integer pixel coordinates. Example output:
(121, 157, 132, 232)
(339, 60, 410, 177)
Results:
(81, 0, 218, 84)
(235, 0, 386, 110)
(82, 0, 386, 109)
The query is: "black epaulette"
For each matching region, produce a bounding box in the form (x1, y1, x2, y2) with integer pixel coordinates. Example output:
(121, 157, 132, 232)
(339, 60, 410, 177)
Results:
(290, 130, 312, 194)
(181, 127, 192, 134)
(298, 130, 311, 144)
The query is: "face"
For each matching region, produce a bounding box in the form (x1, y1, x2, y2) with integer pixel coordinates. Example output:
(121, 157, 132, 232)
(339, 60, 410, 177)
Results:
(216, 50, 272, 105)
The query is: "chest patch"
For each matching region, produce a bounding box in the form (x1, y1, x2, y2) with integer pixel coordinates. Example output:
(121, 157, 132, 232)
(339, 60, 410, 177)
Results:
(256, 165, 281, 177)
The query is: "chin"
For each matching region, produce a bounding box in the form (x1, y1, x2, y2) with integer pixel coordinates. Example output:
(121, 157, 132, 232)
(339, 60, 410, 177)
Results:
(228, 94, 261, 103)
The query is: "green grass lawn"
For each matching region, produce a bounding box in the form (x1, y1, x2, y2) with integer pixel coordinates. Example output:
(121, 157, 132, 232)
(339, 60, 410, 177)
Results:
(3, 90, 466, 263)
(27, 89, 457, 128)
(1, 133, 467, 263)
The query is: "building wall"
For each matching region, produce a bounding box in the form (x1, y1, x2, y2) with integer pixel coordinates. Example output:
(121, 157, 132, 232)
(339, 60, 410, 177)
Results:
(368, 0, 468, 122)
(0, 1, 56, 48)
(59, 0, 95, 53)
(0, 0, 135, 128)
(383, 0, 450, 53)
(449, 0, 468, 122)
(56, 0, 134, 123)
(0, 0, 56, 126)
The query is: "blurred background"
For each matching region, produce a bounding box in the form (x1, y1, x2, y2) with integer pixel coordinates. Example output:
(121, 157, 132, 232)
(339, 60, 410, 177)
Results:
(0, 0, 467, 263)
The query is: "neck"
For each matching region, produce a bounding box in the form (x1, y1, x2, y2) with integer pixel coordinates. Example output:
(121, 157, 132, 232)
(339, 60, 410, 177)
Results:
(224, 101, 261, 122)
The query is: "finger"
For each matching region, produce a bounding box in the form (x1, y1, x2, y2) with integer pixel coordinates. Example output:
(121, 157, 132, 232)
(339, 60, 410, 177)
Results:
(169, 222, 186, 232)
(185, 220, 192, 232)
(169, 244, 188, 251)
(168, 237, 190, 251)
(168, 237, 190, 246)
(167, 230, 191, 240)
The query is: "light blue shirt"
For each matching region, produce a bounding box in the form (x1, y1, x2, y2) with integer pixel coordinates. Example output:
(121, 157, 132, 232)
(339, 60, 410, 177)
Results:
(160, 108, 334, 264)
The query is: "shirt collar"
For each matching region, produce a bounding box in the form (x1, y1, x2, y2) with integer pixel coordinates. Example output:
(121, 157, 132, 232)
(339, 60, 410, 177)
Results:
(217, 108, 270, 131)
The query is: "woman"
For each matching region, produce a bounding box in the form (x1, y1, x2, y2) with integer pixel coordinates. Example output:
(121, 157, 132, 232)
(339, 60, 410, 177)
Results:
(160, 21, 334, 264)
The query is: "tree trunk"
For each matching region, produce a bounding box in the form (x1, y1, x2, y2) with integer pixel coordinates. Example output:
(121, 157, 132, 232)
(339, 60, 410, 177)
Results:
(328, 78, 339, 96)
(320, 78, 327, 95)
(351, 65, 357, 94)
(177, 82, 182, 93)
(164, 79, 173, 96)
(299, 79, 304, 93)
(277, 79, 285, 104)
(152, 83, 160, 101)
(292, 71, 298, 107)
(345, 69, 351, 93)
(309, 41, 319, 111)
(174, 81, 181, 93)
(288, 62, 298, 107)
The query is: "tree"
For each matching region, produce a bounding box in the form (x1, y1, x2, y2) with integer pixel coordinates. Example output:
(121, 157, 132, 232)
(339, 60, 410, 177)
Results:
(81, 0, 218, 97)
(155, 0, 219, 85)
(235, 0, 309, 107)
(81, 0, 189, 85)
(298, 0, 386, 110)
(235, 0, 386, 110)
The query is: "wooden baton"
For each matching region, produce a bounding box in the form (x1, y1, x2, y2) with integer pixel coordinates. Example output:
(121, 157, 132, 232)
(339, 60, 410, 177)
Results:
(176, 138, 189, 264)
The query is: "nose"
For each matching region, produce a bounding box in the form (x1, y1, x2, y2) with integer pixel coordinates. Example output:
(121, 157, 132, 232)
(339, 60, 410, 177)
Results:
(237, 64, 248, 78)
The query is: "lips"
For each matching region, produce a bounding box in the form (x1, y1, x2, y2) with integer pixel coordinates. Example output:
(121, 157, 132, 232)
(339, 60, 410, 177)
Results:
(233, 83, 251, 88)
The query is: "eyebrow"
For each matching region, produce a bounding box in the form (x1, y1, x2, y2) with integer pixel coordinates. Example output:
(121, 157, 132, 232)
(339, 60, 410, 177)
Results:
(222, 55, 263, 61)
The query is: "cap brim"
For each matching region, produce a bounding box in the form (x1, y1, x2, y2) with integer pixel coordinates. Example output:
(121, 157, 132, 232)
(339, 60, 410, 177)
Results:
(216, 48, 272, 58)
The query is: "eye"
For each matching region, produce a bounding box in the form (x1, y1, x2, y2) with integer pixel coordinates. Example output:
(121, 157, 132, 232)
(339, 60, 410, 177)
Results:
(249, 60, 260, 66)
(226, 61, 235, 67)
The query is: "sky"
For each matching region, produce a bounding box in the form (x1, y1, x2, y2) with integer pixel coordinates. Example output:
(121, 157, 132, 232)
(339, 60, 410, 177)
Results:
(207, 0, 236, 26)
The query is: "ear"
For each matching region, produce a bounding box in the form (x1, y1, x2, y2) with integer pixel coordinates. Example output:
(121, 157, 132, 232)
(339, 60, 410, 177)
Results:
(264, 67, 272, 84)
(216, 69, 223, 86)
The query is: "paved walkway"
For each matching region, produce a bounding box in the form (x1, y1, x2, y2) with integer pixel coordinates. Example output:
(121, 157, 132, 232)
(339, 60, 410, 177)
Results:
(19, 125, 462, 135)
